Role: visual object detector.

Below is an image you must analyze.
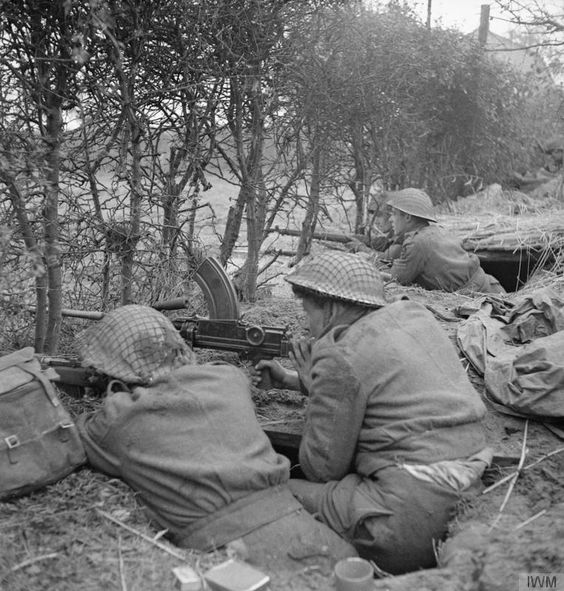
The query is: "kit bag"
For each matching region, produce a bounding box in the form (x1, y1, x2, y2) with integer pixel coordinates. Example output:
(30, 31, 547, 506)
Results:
(0, 347, 86, 500)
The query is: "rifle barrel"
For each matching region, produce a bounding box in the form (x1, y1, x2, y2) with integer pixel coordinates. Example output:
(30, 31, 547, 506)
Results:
(26, 306, 104, 320)
(152, 297, 189, 311)
(271, 227, 368, 244)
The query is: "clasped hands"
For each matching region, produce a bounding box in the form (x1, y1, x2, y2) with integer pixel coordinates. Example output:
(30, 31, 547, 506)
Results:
(253, 336, 314, 392)
(345, 236, 371, 254)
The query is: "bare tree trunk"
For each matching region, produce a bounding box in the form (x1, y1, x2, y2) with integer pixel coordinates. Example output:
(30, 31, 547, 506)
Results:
(220, 188, 248, 266)
(241, 75, 267, 302)
(161, 142, 193, 260)
(106, 21, 143, 305)
(26, 3, 69, 354)
(43, 96, 64, 353)
(244, 163, 268, 302)
(296, 140, 322, 263)
(349, 123, 371, 234)
(2, 176, 48, 351)
(121, 120, 142, 304)
(245, 193, 259, 302)
(162, 185, 179, 260)
(102, 250, 111, 308)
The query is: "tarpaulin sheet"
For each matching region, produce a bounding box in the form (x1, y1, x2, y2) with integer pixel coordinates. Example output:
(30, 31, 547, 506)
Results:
(457, 287, 564, 438)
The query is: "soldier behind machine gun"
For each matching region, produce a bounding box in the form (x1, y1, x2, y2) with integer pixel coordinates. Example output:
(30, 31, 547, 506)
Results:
(72, 304, 356, 572)
(253, 251, 494, 575)
(40, 312, 294, 392)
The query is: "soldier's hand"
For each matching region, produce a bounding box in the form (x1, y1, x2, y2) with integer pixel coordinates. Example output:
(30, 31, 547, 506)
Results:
(253, 359, 297, 390)
(380, 271, 393, 282)
(290, 337, 314, 392)
(346, 238, 370, 254)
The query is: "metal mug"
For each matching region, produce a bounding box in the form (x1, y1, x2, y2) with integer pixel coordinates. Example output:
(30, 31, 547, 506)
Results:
(334, 557, 374, 591)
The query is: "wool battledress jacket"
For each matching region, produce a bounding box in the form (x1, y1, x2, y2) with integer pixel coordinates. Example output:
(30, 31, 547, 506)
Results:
(296, 299, 488, 573)
(389, 224, 505, 293)
(78, 363, 305, 543)
(299, 299, 487, 482)
(78, 362, 357, 567)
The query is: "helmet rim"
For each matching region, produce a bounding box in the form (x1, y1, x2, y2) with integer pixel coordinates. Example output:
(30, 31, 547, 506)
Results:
(285, 251, 387, 308)
(384, 188, 437, 222)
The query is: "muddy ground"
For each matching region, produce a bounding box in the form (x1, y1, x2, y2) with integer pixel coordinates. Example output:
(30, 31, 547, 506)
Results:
(1, 277, 564, 591)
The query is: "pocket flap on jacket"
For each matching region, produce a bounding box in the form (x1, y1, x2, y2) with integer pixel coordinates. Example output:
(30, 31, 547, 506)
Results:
(0, 366, 35, 395)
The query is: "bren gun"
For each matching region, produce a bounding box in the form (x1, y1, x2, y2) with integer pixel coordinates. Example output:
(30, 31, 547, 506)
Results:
(38, 257, 292, 390)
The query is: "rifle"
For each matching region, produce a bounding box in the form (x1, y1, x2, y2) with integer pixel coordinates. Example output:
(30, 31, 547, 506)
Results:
(270, 226, 393, 253)
(271, 226, 370, 245)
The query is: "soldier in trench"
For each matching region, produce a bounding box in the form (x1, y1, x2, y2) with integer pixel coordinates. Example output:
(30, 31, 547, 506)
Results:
(346, 192, 404, 264)
(350, 188, 506, 294)
(255, 251, 493, 574)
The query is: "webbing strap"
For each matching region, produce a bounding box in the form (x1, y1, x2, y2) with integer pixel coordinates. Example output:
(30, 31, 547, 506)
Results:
(0, 347, 35, 372)
(0, 348, 60, 406)
(17, 363, 60, 406)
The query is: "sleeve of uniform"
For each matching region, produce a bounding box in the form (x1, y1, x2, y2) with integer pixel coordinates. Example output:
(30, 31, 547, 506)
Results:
(76, 395, 124, 478)
(389, 233, 425, 285)
(299, 346, 364, 483)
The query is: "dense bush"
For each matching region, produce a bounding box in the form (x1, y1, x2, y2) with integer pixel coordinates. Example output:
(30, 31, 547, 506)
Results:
(0, 0, 561, 350)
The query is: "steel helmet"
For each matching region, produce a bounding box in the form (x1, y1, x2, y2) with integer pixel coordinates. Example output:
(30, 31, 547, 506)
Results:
(75, 304, 195, 384)
(384, 188, 437, 222)
(285, 251, 386, 308)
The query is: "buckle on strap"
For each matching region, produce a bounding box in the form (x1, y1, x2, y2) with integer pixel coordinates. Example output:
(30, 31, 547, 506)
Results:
(4, 435, 20, 464)
(58, 422, 74, 442)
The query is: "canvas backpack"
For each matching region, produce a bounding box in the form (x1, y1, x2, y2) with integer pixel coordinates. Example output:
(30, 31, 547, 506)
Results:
(0, 347, 86, 500)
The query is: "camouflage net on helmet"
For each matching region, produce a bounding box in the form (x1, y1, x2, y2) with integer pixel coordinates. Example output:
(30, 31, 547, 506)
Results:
(285, 251, 386, 308)
(75, 304, 195, 385)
